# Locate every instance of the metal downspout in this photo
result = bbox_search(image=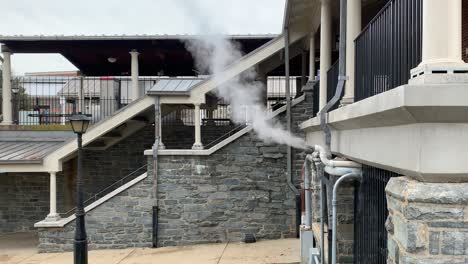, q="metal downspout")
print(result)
[284,26,301,238]
[319,0,348,149]
[331,172,362,264]
[317,1,347,262]
[152,96,160,248]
